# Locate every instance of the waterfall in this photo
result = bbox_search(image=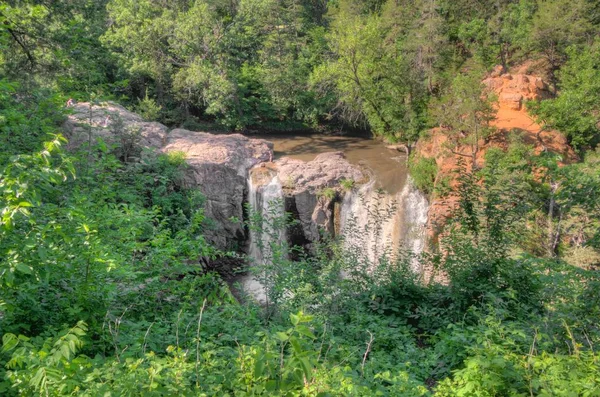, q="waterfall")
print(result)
[340,176,429,271]
[247,175,287,264]
[402,180,430,260]
[240,169,429,302]
[242,174,287,303]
